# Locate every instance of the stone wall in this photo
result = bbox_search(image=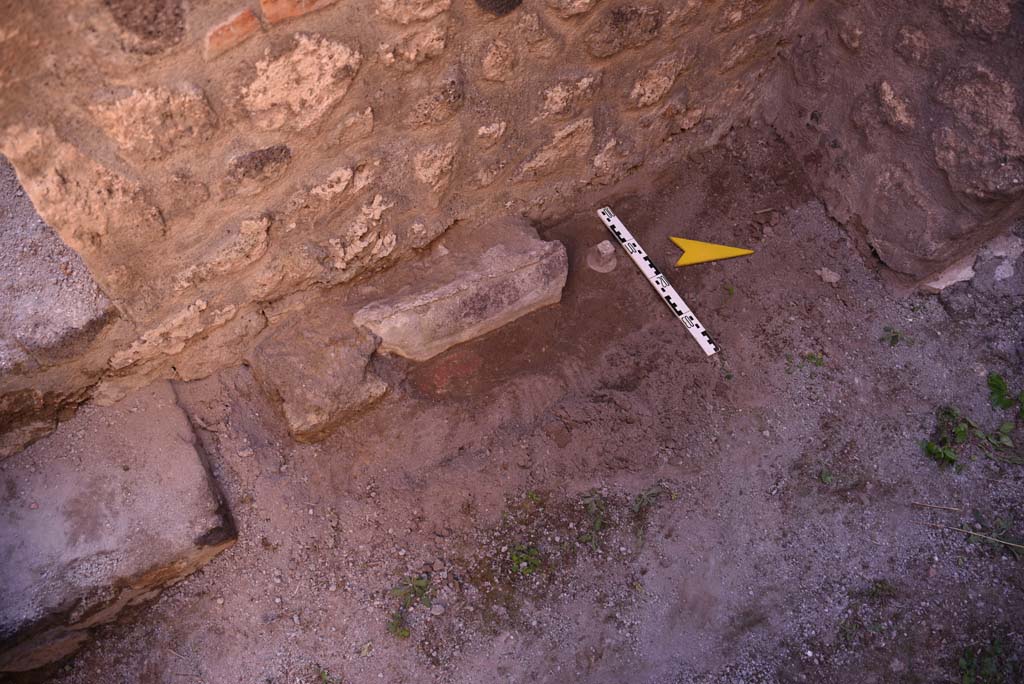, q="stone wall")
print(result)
[0,0,806,453]
[0,0,1021,455]
[764,0,1024,278]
